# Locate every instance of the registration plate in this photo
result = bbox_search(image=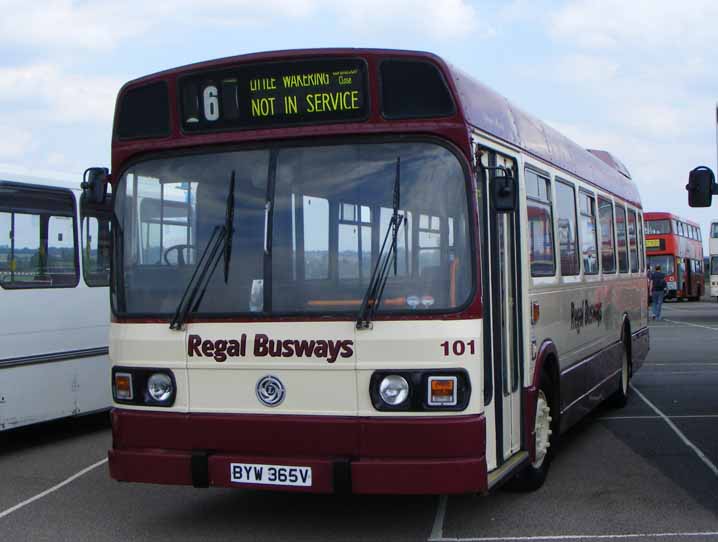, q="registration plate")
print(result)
[230,463,312,487]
